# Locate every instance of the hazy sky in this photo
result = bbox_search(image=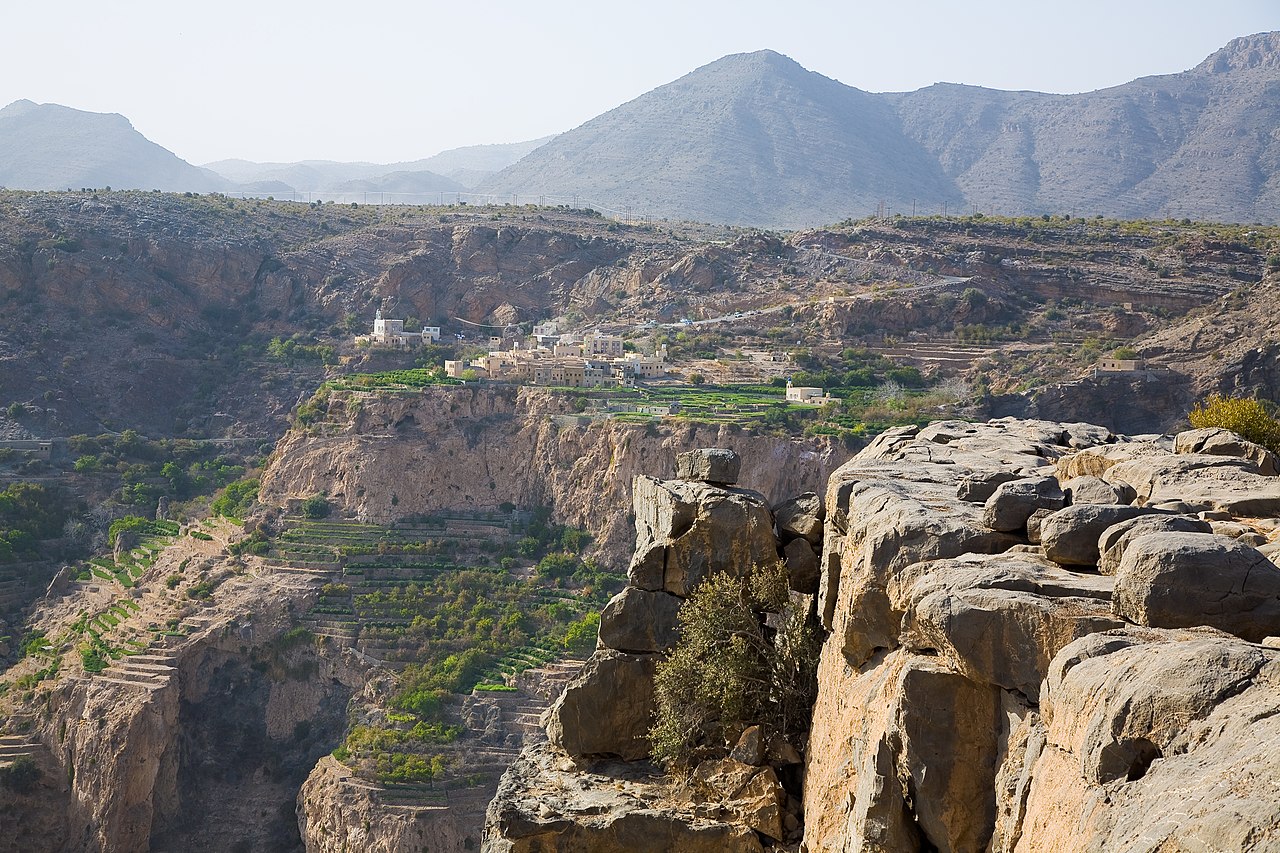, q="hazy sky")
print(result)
[4,1,1276,165]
